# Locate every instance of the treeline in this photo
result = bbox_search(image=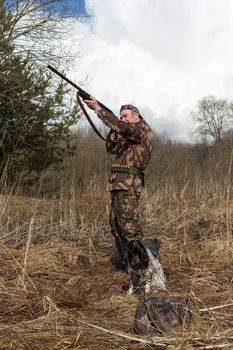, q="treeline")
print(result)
[50,125,233,204]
